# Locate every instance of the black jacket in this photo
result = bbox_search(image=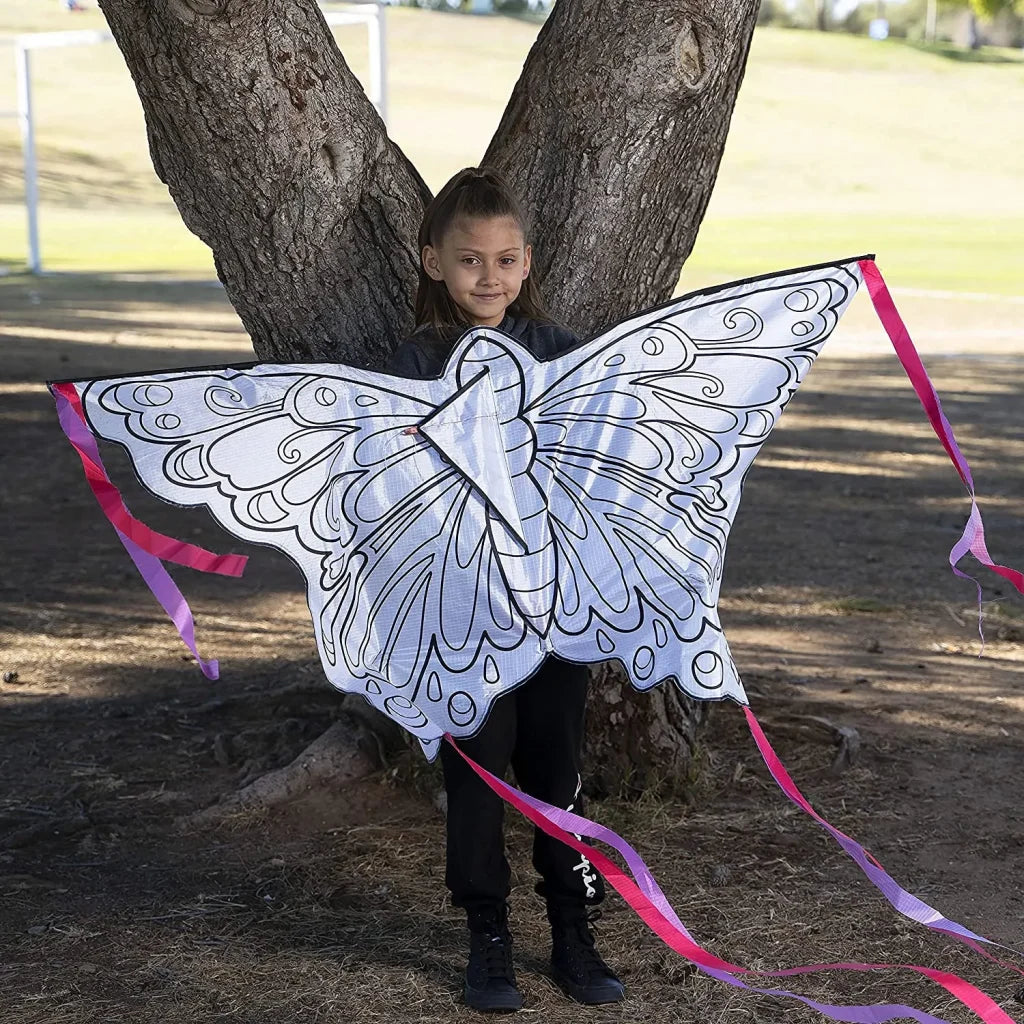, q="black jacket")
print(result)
[386,315,581,379]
